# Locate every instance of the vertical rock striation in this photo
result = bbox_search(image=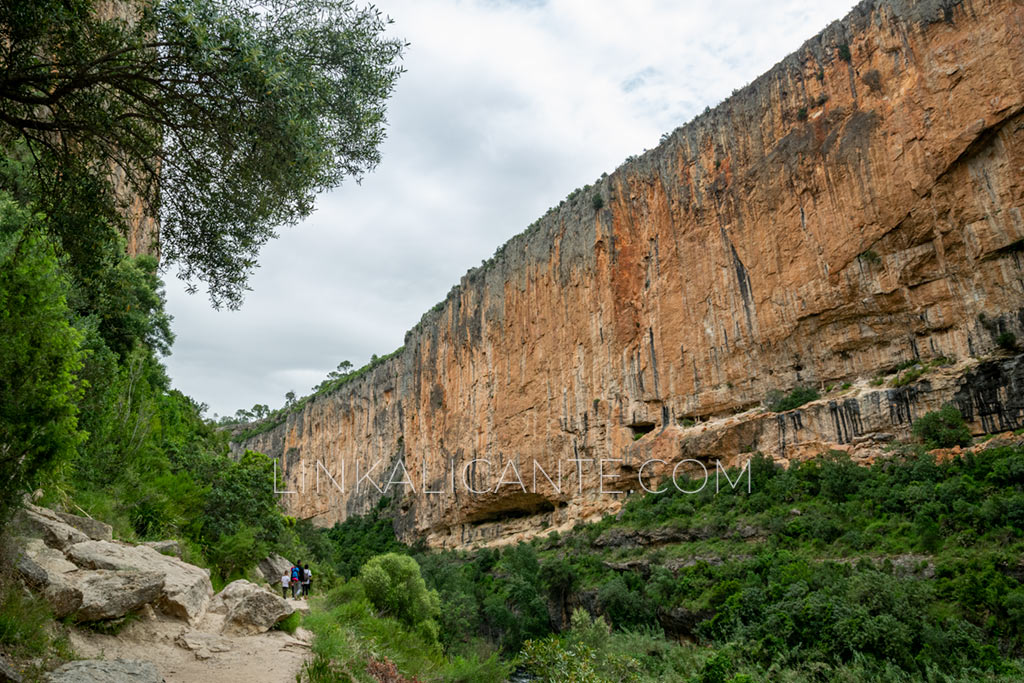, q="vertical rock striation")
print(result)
[238,0,1024,547]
